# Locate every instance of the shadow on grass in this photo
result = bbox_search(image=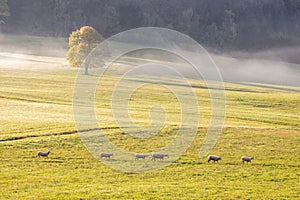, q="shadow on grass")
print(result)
[132,79,265,93]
